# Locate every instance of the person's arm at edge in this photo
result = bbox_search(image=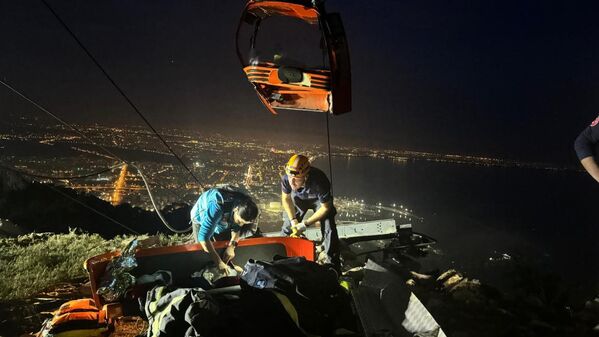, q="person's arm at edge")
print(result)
[199,239,228,273]
[197,202,228,273]
[304,200,332,226]
[223,230,241,264]
[230,230,241,245]
[304,172,333,226]
[580,156,599,183]
[282,191,298,226]
[574,126,599,183]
